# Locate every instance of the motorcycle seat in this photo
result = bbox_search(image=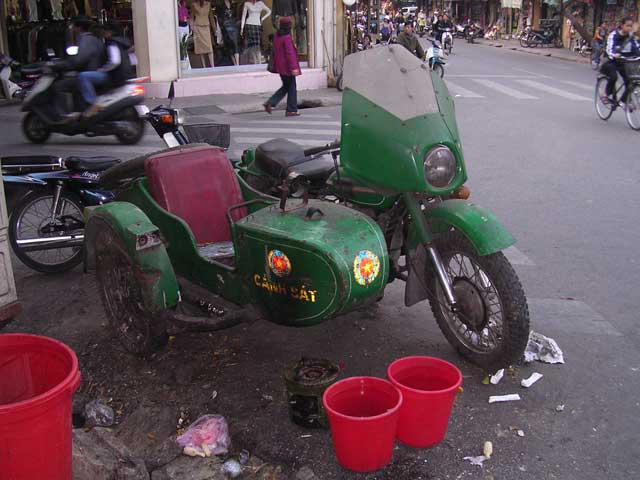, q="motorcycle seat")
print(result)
[65,156,121,172]
[255,138,336,182]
